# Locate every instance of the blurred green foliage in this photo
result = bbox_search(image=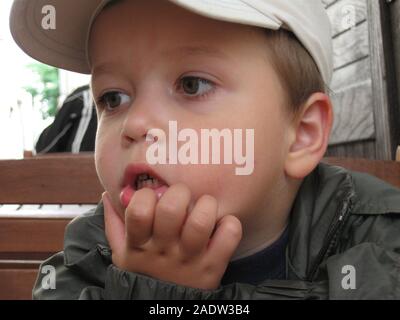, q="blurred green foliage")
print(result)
[23,63,60,119]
